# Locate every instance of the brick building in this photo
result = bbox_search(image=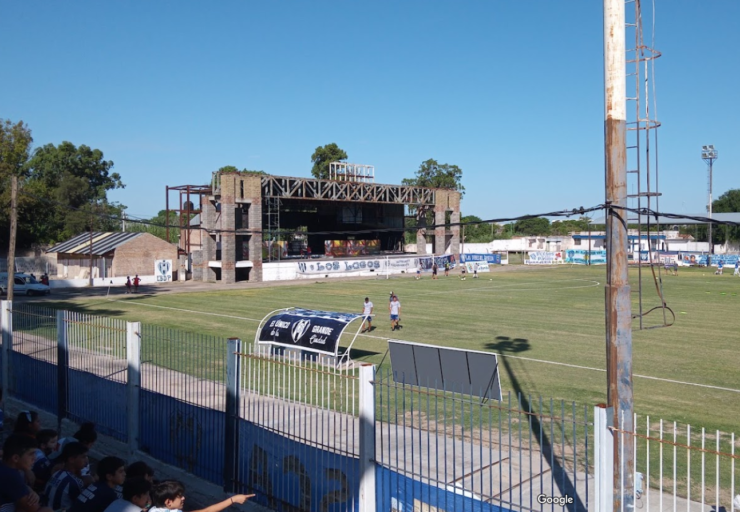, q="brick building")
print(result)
[48,232,178,279]
[190,170,461,283]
